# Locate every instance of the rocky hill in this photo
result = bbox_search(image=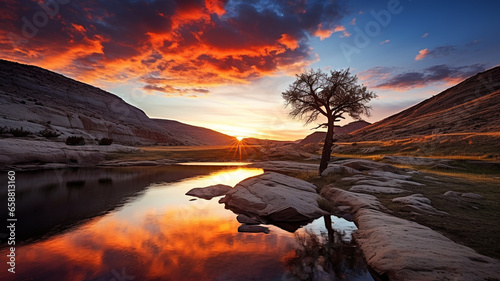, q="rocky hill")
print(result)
[0,59,235,146]
[299,120,371,145]
[350,66,500,141]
